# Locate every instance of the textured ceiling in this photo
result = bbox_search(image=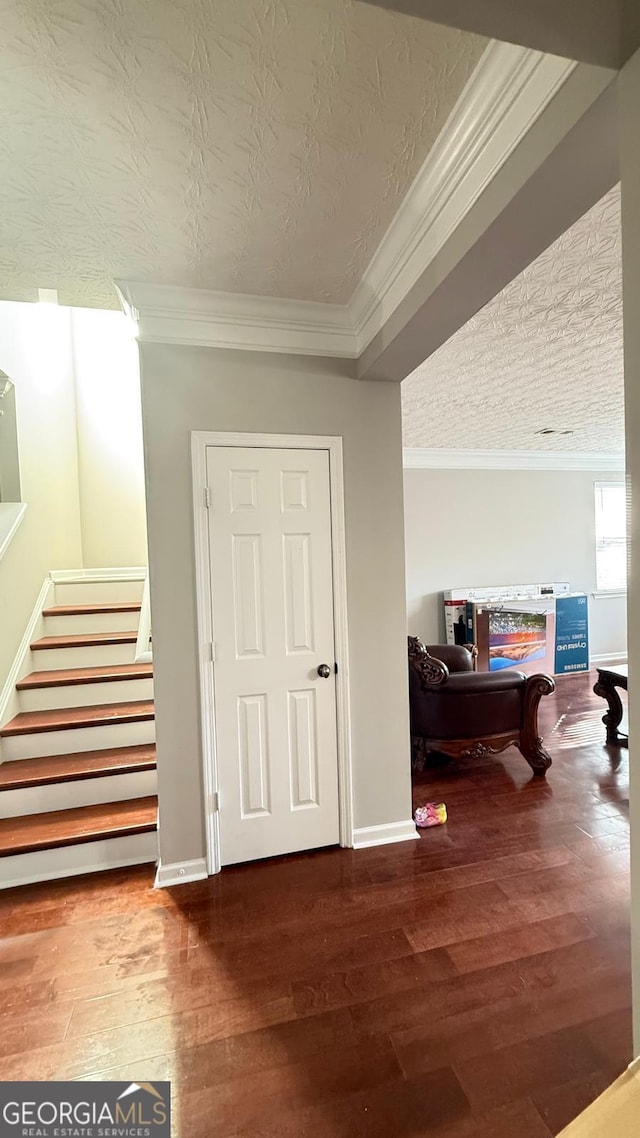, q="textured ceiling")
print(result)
[402,186,624,453]
[0,0,485,309]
